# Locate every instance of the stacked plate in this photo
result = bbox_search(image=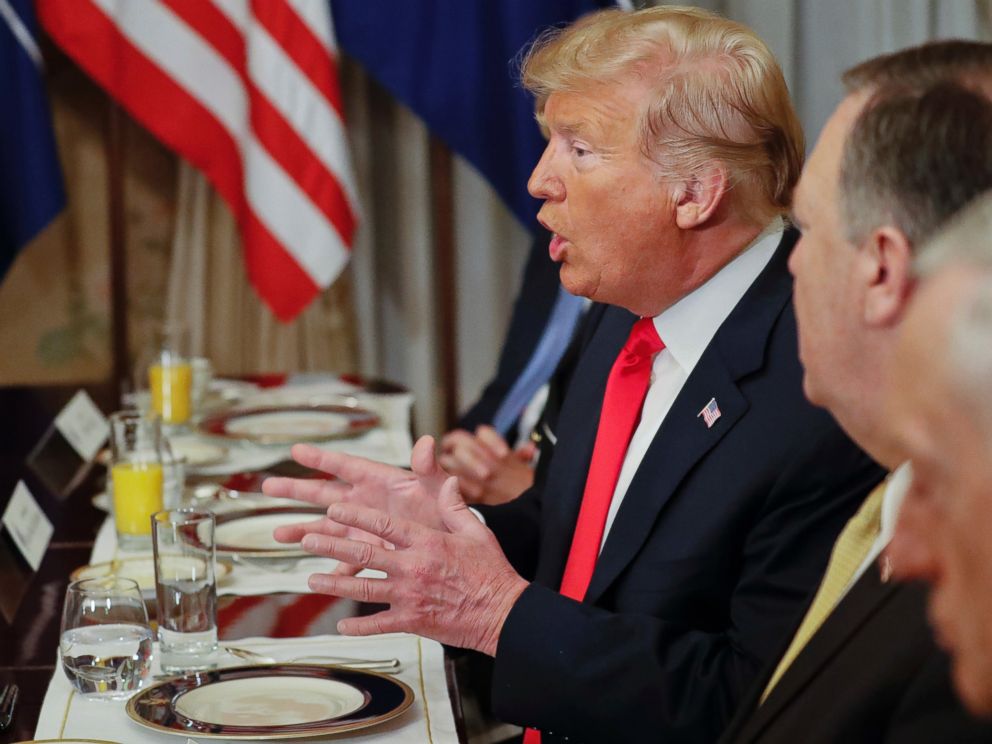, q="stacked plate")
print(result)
[127,664,413,738]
